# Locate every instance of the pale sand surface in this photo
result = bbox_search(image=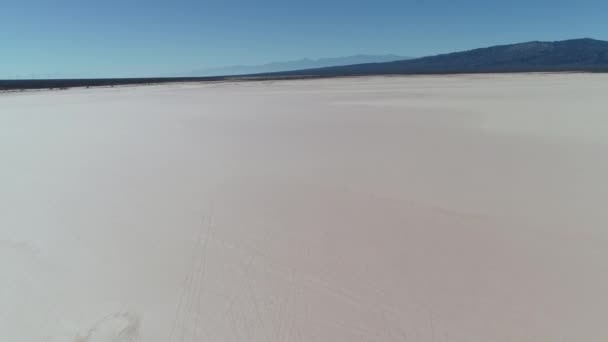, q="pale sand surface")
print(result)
[1,73,608,341]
